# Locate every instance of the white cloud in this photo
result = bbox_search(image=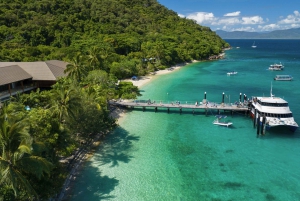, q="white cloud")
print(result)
[224,11,241,17]
[278,10,300,24]
[241,16,265,24]
[214,17,241,25]
[258,24,281,31]
[178,13,185,18]
[183,10,300,32]
[185,12,217,24]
